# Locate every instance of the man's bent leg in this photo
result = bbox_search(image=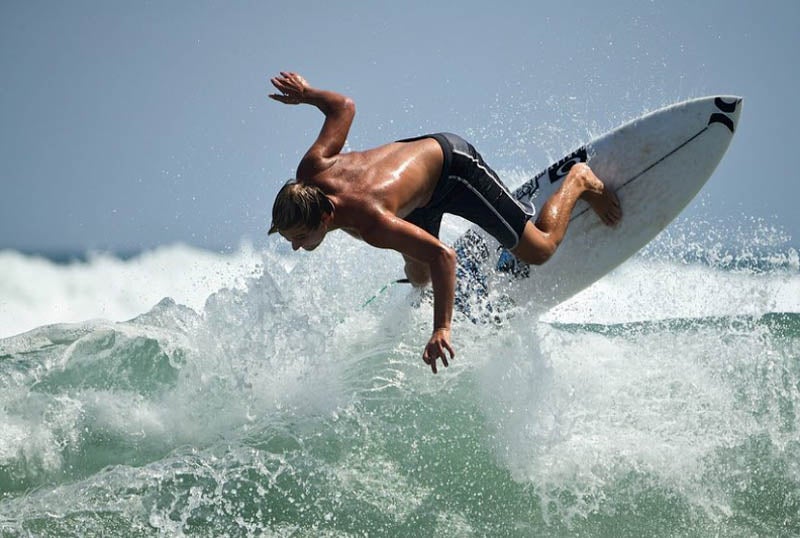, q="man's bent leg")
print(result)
[511,163,620,265]
[510,221,558,265]
[403,254,431,287]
